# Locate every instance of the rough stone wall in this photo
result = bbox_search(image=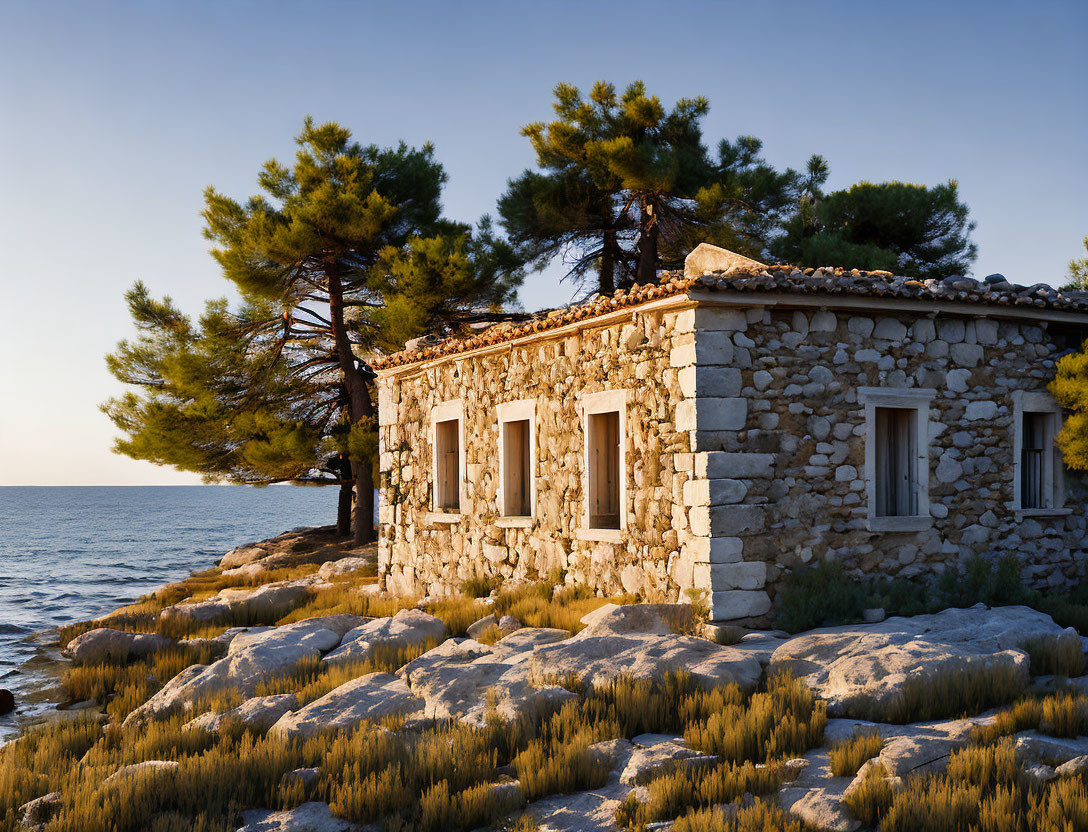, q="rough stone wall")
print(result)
[376,305,697,600]
[680,304,1088,621]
